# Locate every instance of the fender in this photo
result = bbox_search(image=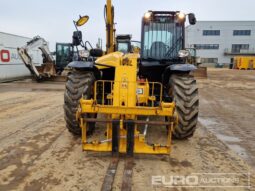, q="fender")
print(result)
[168,63,197,72]
[67,61,101,79]
[67,61,94,69]
[162,64,197,85]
